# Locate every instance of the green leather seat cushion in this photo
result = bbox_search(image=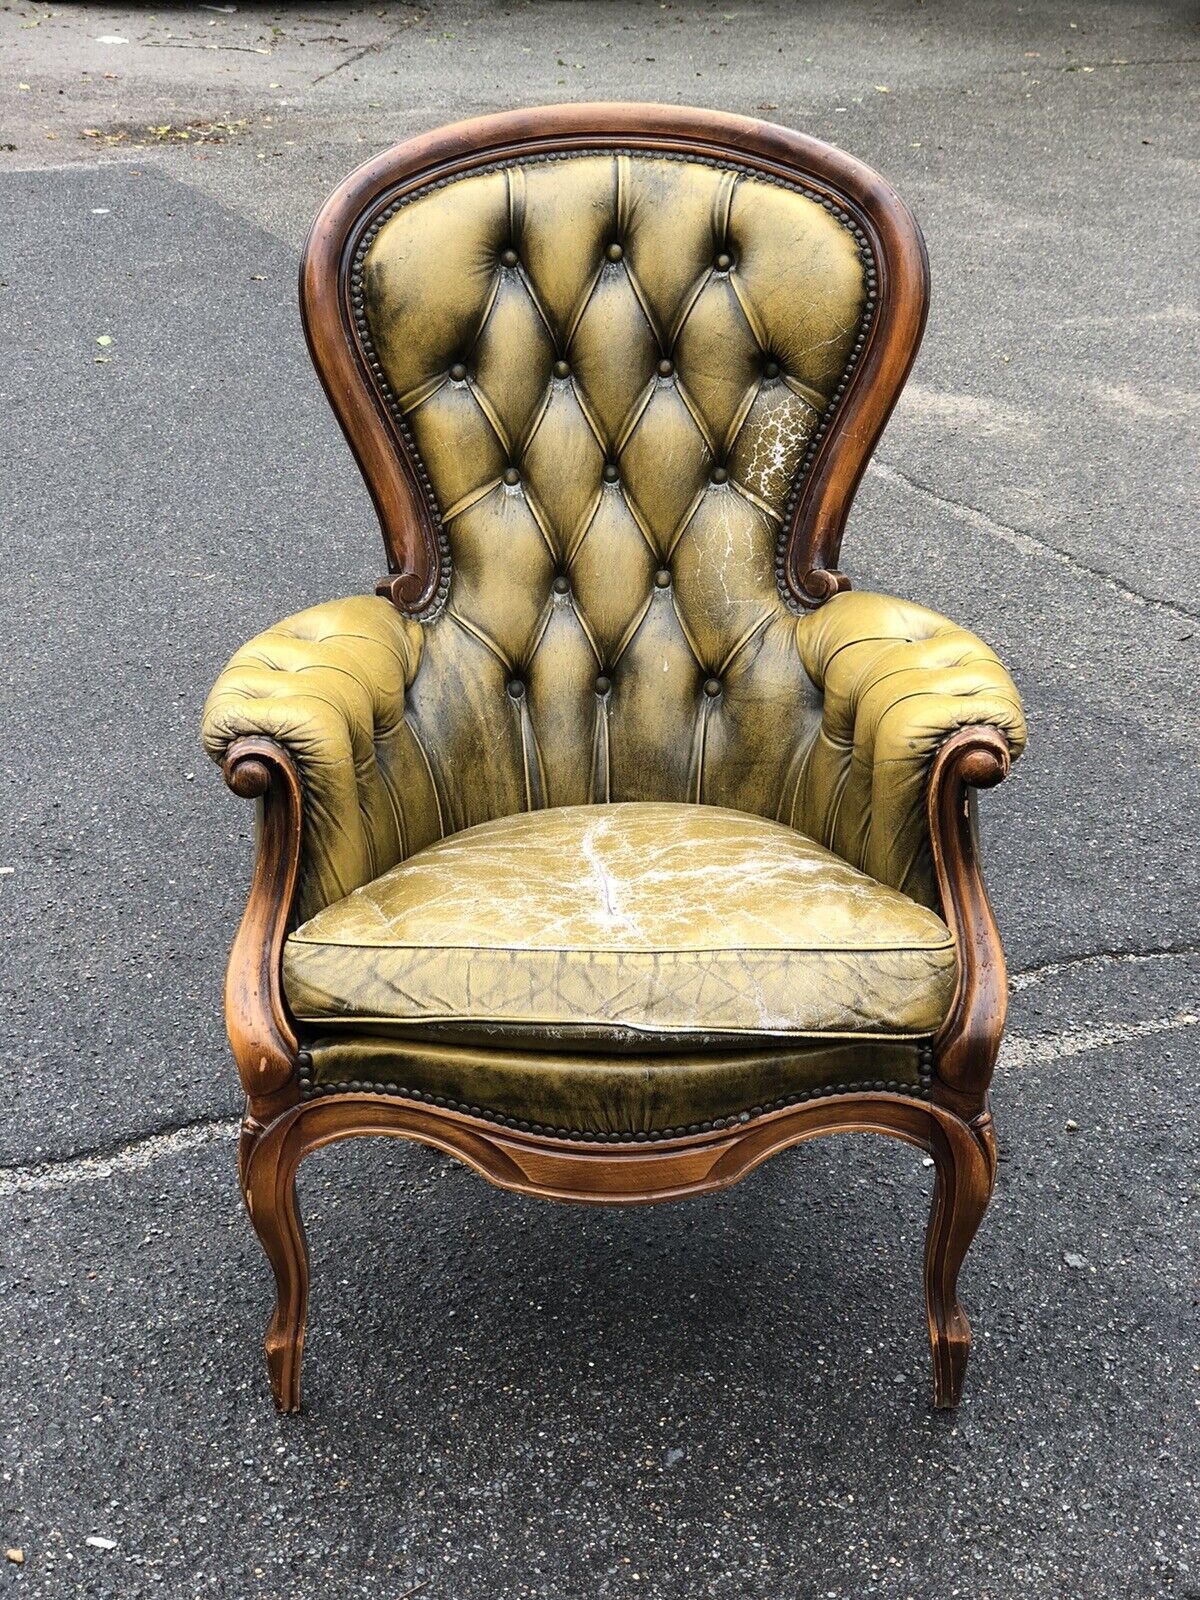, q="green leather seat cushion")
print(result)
[284,801,957,1050]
